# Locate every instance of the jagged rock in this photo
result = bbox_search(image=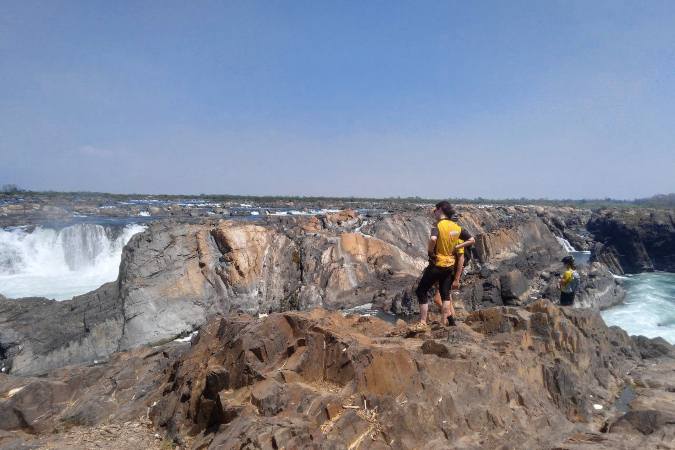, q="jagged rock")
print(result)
[141,302,675,449]
[0,217,422,375]
[571,262,626,310]
[610,410,675,435]
[631,335,674,359]
[0,303,674,449]
[0,205,645,377]
[0,342,187,435]
[499,270,528,304]
[588,208,675,274]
